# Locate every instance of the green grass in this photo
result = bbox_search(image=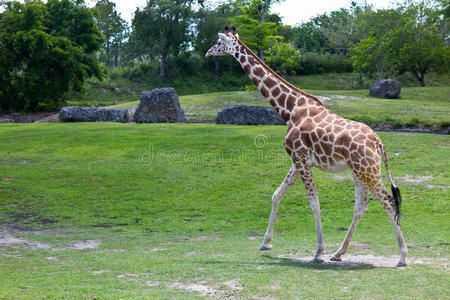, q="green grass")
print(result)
[0,123,449,298]
[313,86,450,129]
[110,86,450,129]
